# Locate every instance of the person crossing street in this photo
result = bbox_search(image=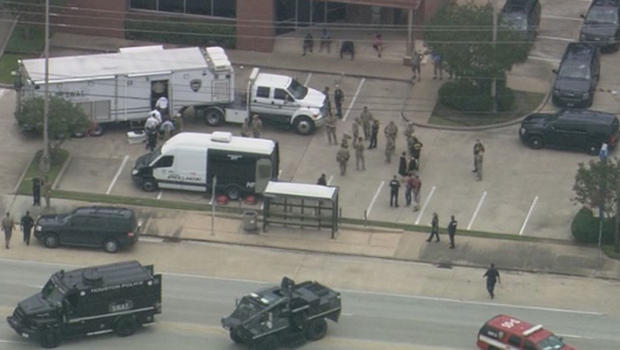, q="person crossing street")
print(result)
[426,212,439,242]
[20,211,34,246]
[483,263,501,299]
